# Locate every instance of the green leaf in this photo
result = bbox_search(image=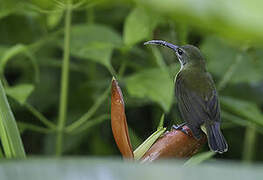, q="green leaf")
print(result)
[123,7,160,46]
[222,111,251,127]
[5,84,35,105]
[128,127,143,150]
[222,109,263,135]
[0,79,26,158]
[133,114,166,160]
[125,68,174,112]
[157,114,165,129]
[47,11,63,29]
[134,127,166,160]
[0,44,39,83]
[184,151,215,166]
[0,147,3,158]
[220,96,263,127]
[0,44,27,74]
[139,0,263,43]
[0,8,14,20]
[0,1,17,20]
[65,24,122,68]
[201,37,263,84]
[151,46,167,70]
